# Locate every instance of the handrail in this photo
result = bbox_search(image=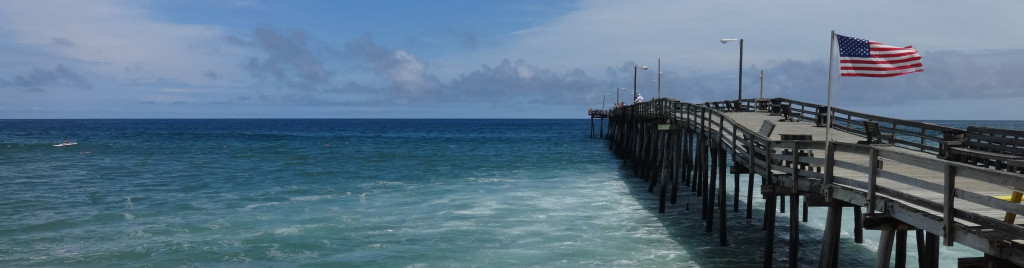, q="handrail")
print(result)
[769,98,961,155]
